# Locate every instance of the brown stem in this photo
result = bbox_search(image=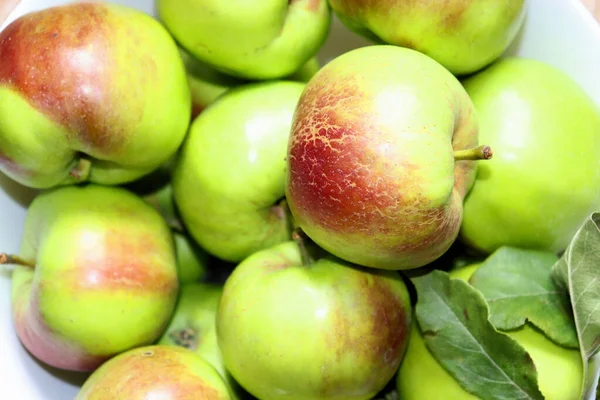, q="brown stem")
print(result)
[292,228,313,266]
[453,145,493,161]
[69,158,92,182]
[0,253,35,268]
